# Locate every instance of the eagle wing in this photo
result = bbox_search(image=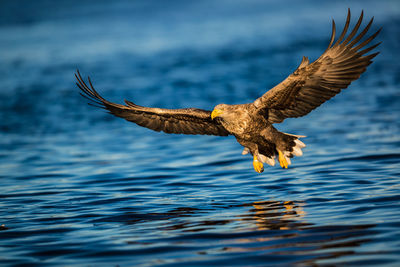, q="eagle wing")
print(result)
[253,9,381,124]
[76,71,229,136]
